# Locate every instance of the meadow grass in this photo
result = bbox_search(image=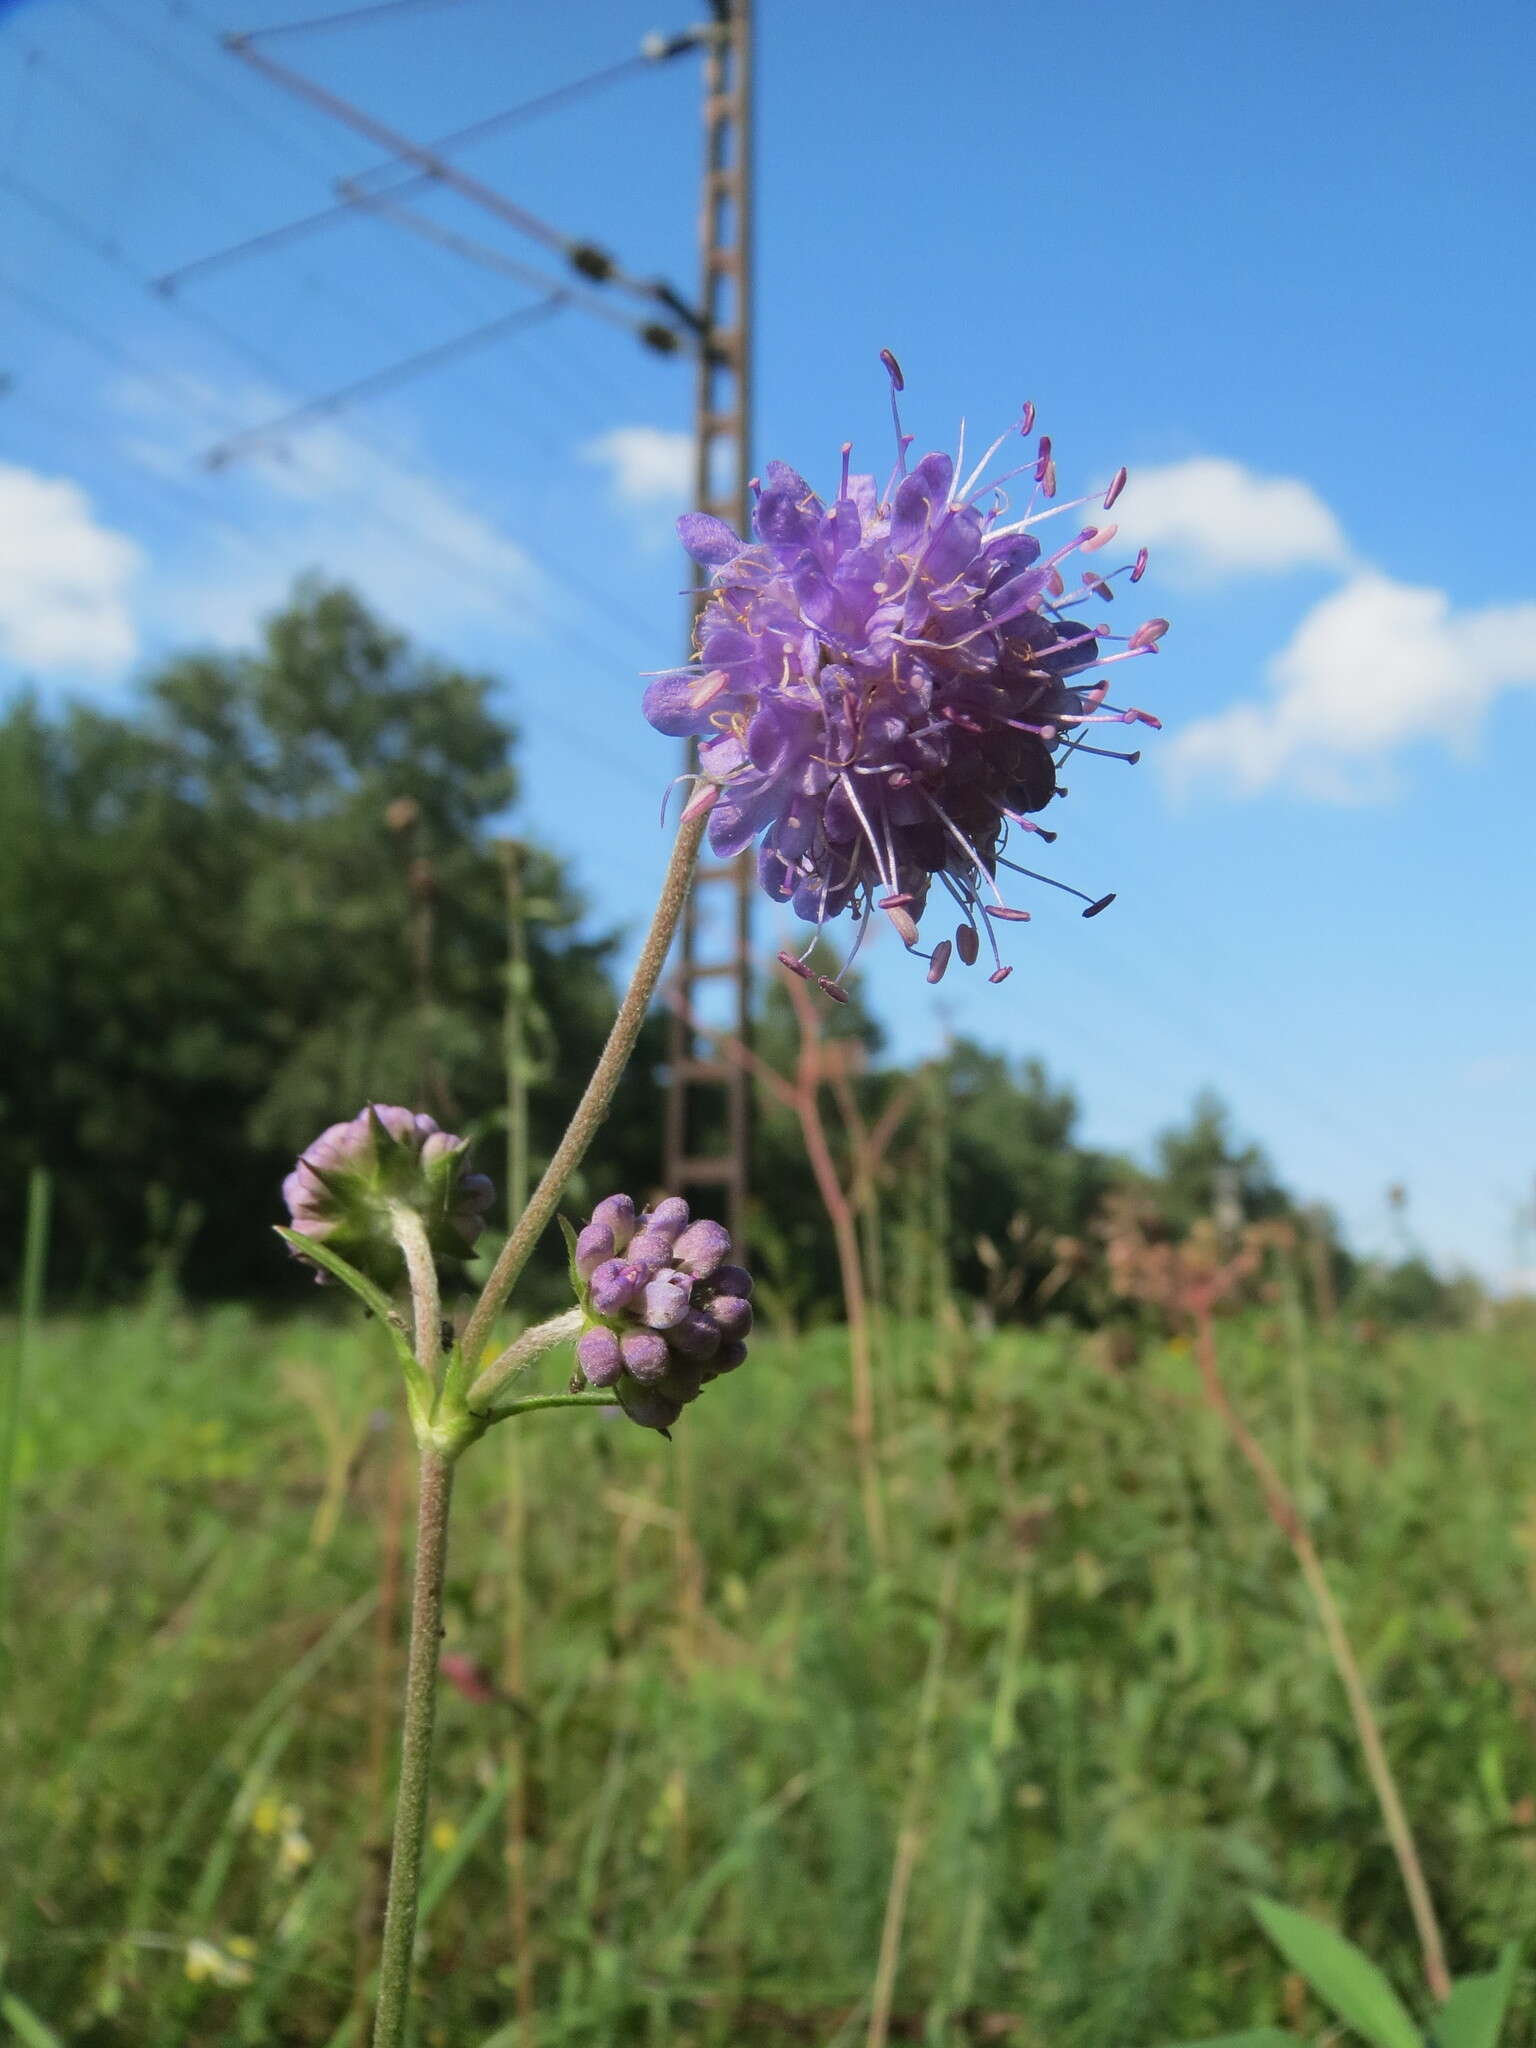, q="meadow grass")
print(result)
[1,1296,1533,2044]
